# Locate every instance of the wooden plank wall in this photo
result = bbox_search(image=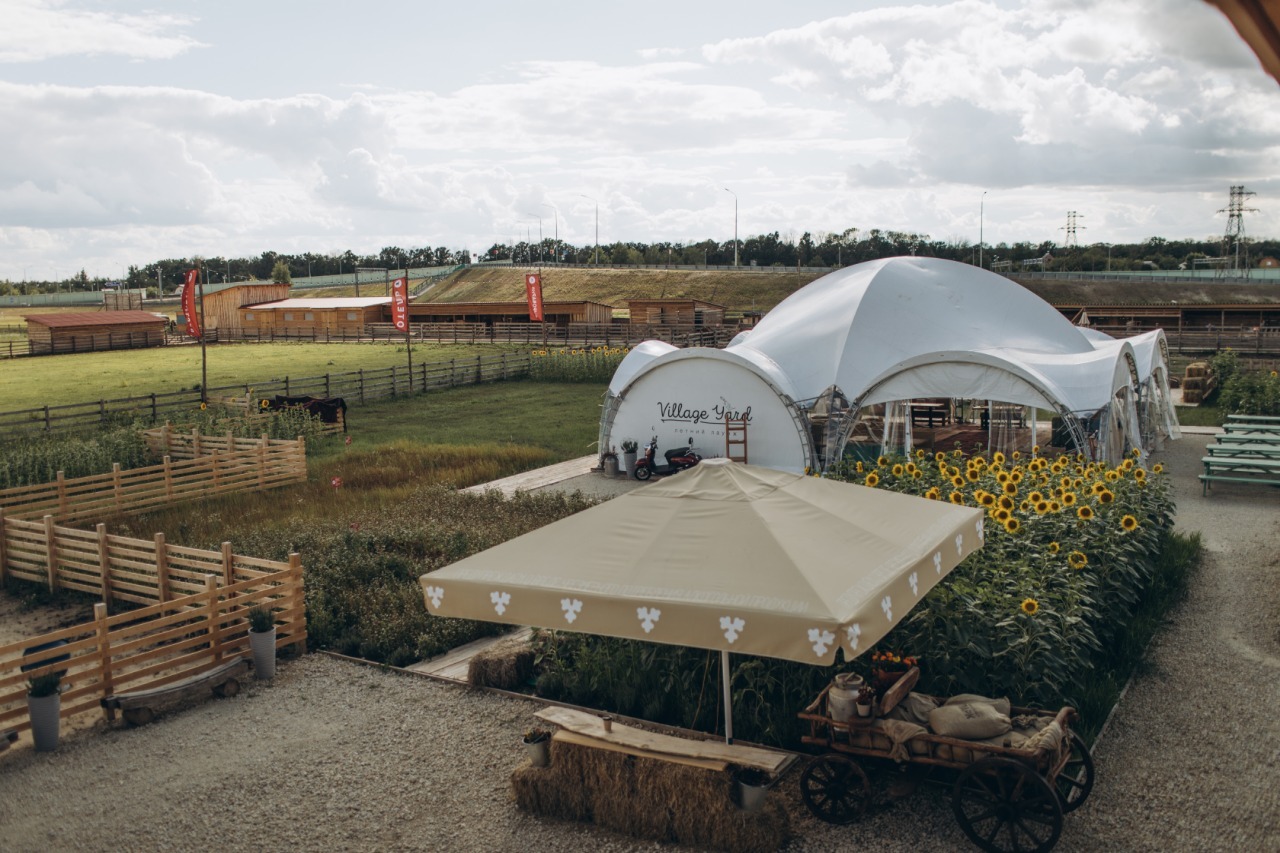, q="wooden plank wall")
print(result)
[0,553,304,737]
[0,437,306,523]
